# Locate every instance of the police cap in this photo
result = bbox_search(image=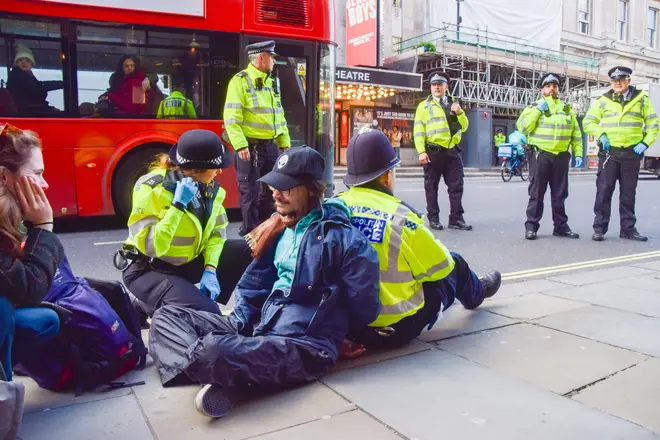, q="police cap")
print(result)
[169,129,234,169]
[344,129,400,187]
[429,71,450,85]
[608,66,632,80]
[540,73,560,88]
[246,40,278,57]
[258,146,325,191]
